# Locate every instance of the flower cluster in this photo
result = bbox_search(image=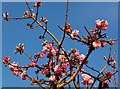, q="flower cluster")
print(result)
[81,73,93,85]
[34,0,41,7]
[28,60,37,67]
[34,52,44,59]
[2,56,10,64]
[21,71,28,80]
[9,62,21,76]
[96,19,108,30]
[40,17,48,23]
[42,41,58,58]
[70,30,79,39]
